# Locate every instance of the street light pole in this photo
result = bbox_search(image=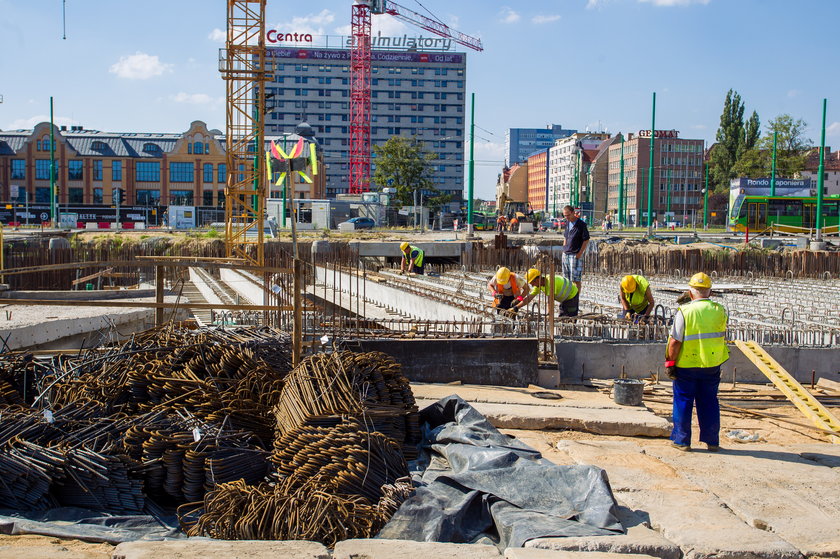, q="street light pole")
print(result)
[467,92,475,232]
[703,162,709,229]
[816,98,827,242]
[646,92,656,236]
[49,97,56,227]
[618,134,625,227]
